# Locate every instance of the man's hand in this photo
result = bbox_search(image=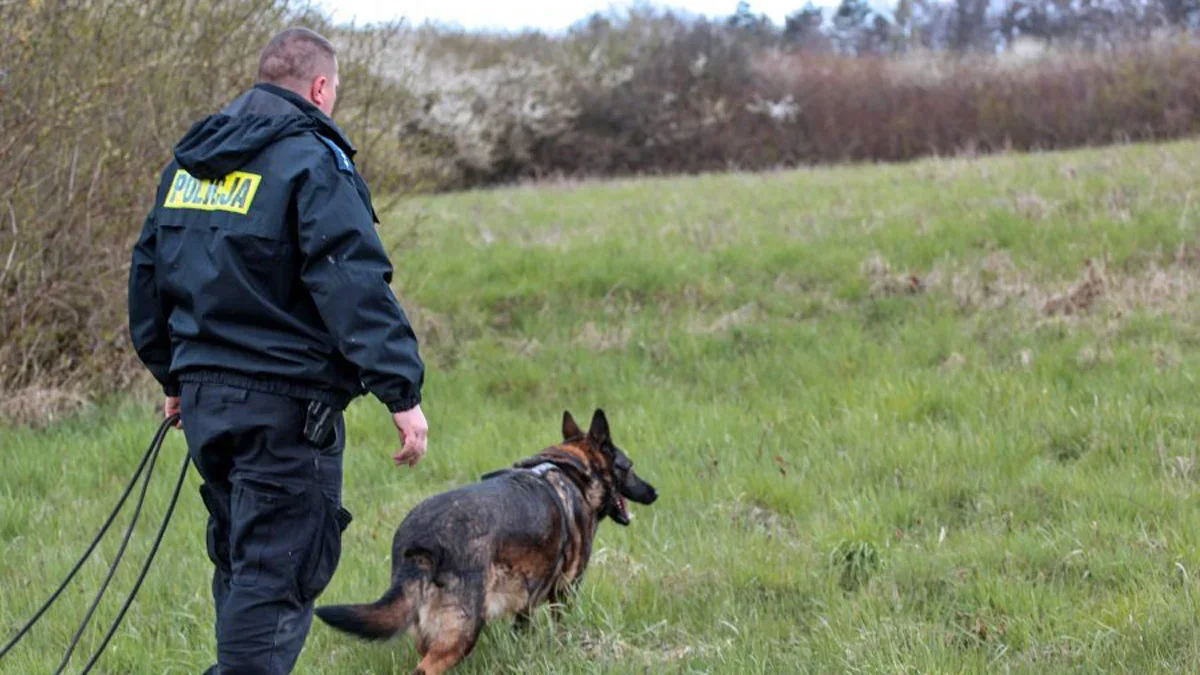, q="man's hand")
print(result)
[392,404,428,467]
[164,396,182,428]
